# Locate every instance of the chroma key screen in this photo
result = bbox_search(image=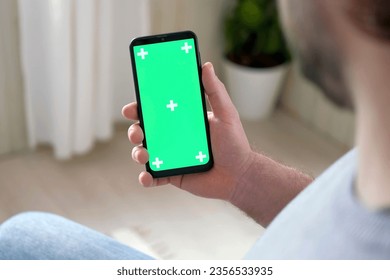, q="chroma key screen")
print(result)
[132,38,211,172]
